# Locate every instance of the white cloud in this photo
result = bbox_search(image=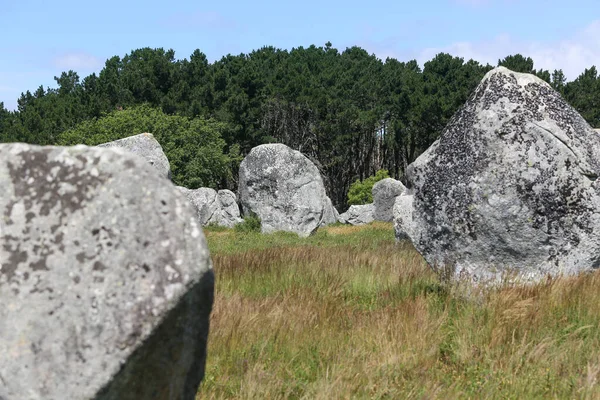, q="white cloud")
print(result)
[52,52,103,71]
[415,20,600,80]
